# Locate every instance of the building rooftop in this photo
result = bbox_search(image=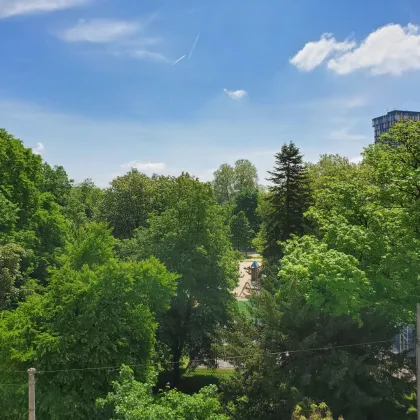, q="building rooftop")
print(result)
[373,110,420,121]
